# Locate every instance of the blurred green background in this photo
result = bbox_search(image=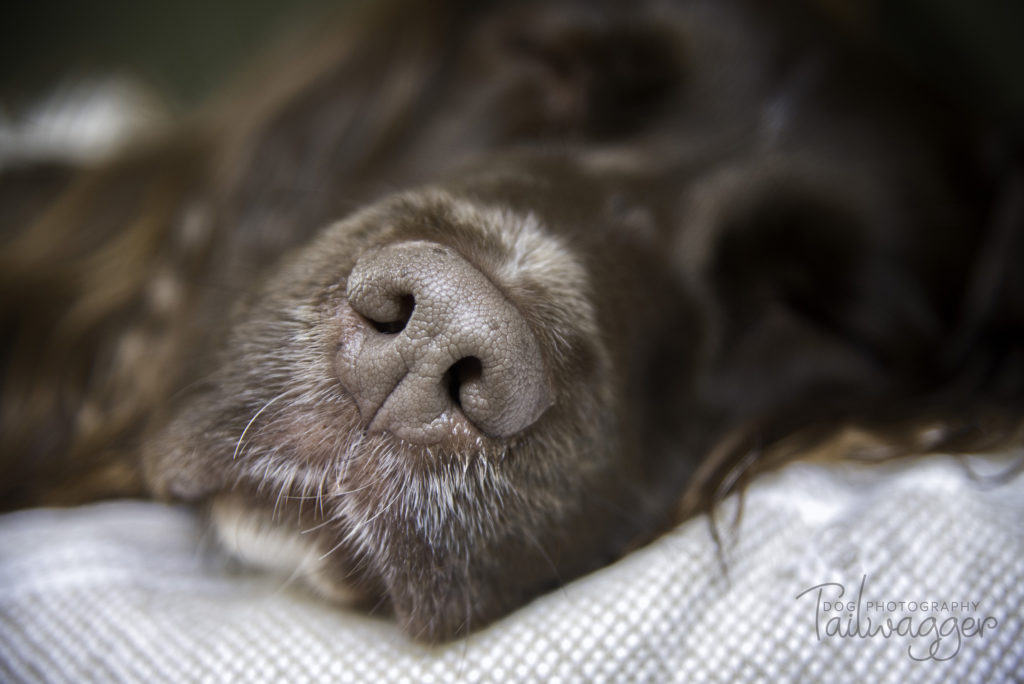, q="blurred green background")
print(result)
[0,0,1021,127]
[0,0,338,108]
